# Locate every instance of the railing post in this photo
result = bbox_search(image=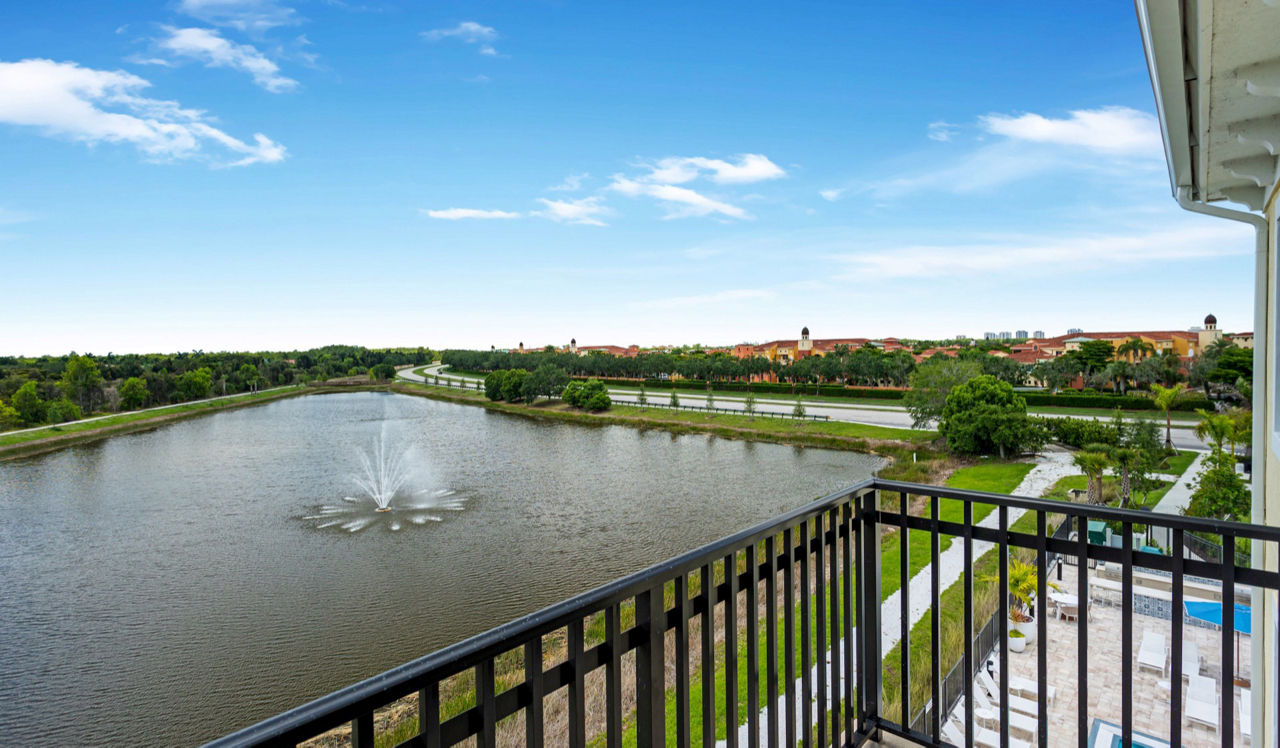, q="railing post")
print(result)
[636,584,666,747]
[856,487,882,741]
